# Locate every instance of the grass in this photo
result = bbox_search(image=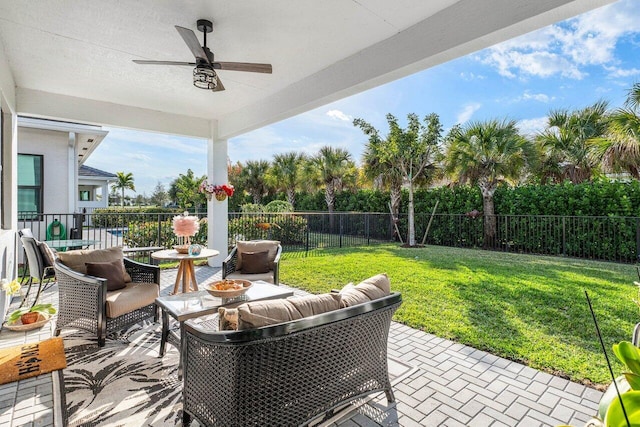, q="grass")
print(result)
[279,244,639,388]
